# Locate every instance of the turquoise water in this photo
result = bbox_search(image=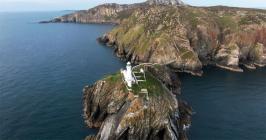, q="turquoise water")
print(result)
[0,12,124,140]
[180,67,266,140]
